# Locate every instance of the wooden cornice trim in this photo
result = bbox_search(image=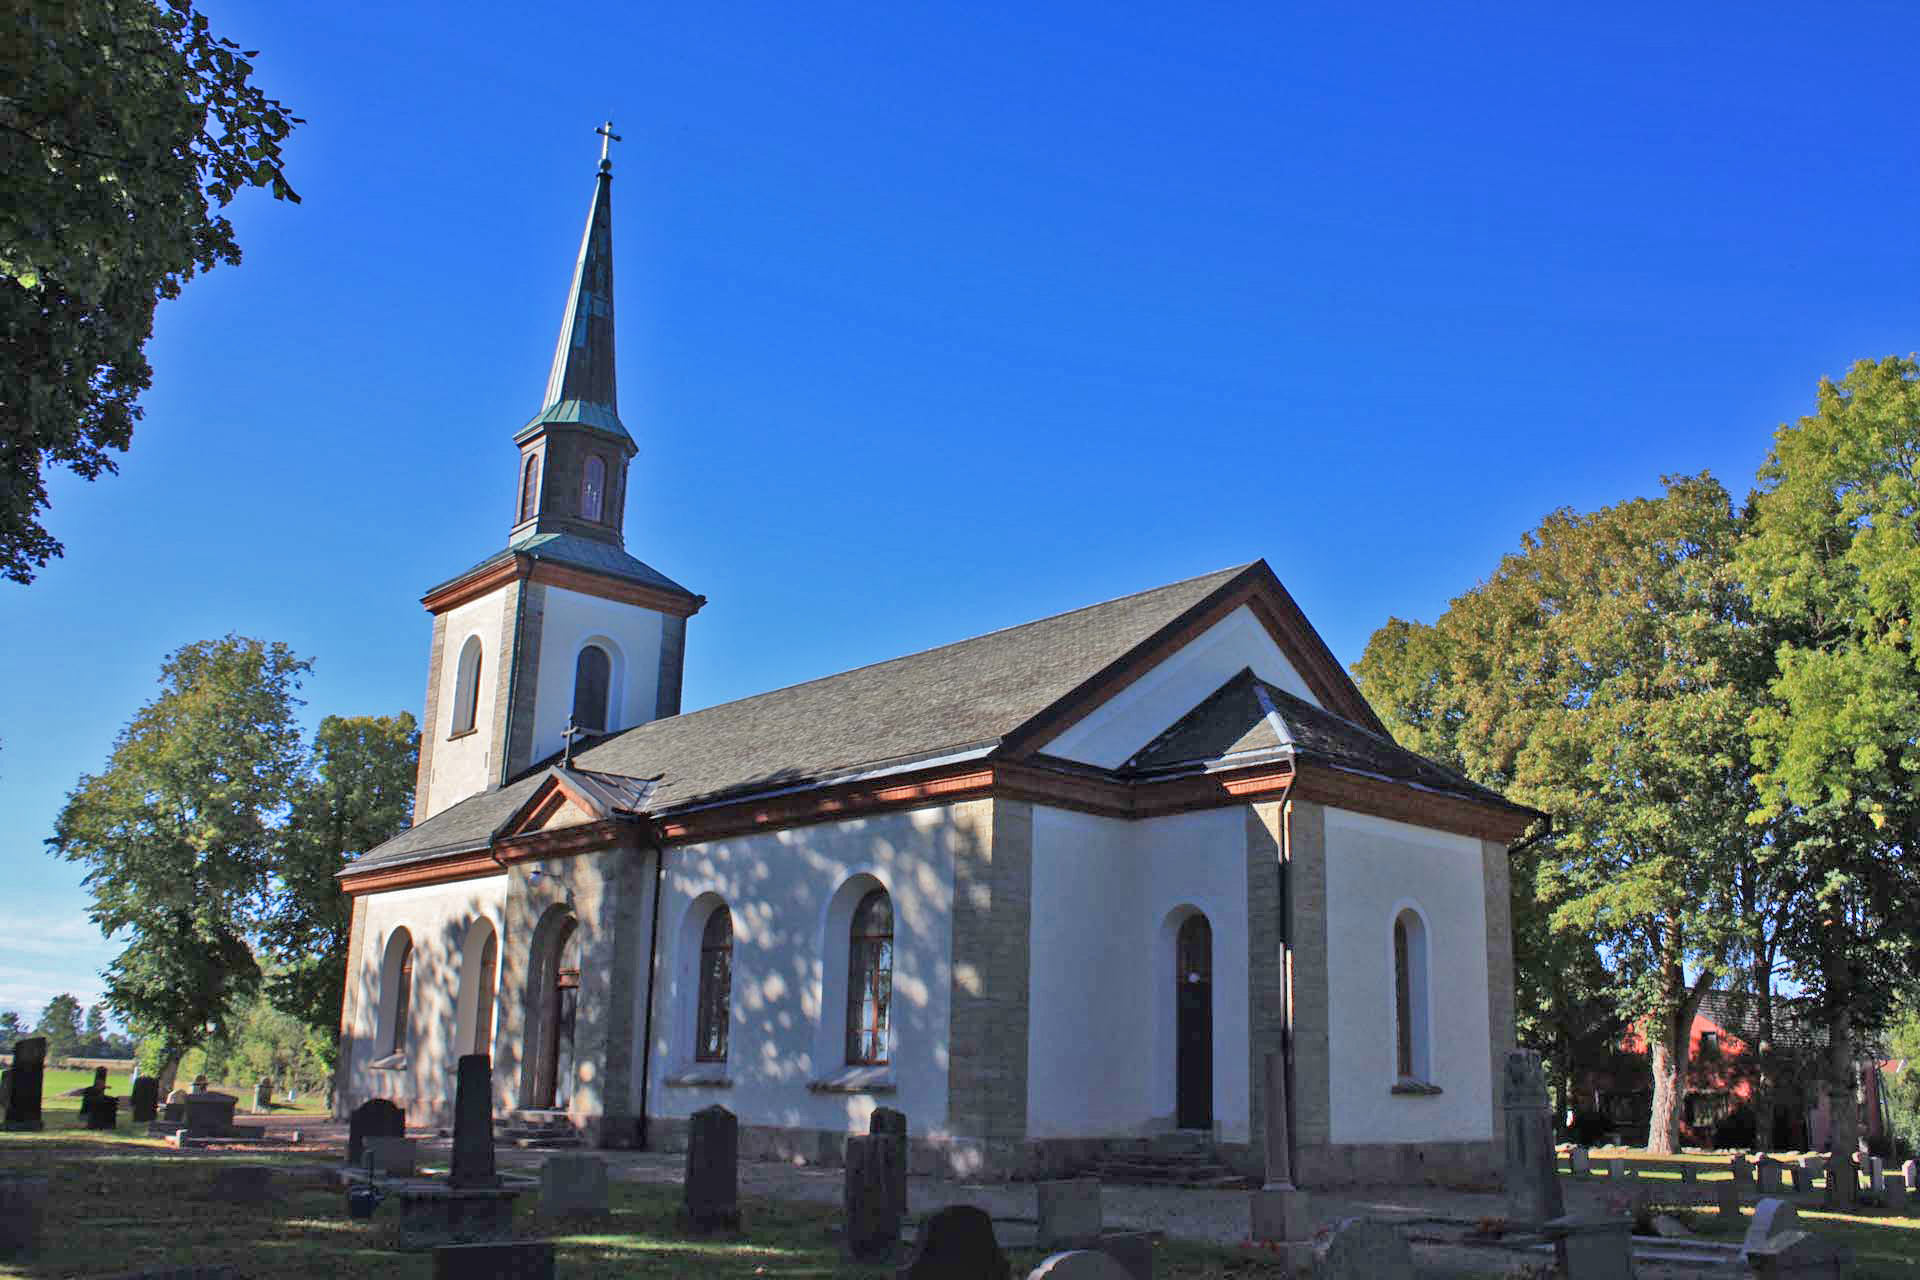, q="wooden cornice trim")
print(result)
[496,816,634,861]
[654,766,998,844]
[422,558,528,614]
[1290,762,1537,843]
[528,561,704,618]
[1236,568,1389,735]
[340,847,502,896]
